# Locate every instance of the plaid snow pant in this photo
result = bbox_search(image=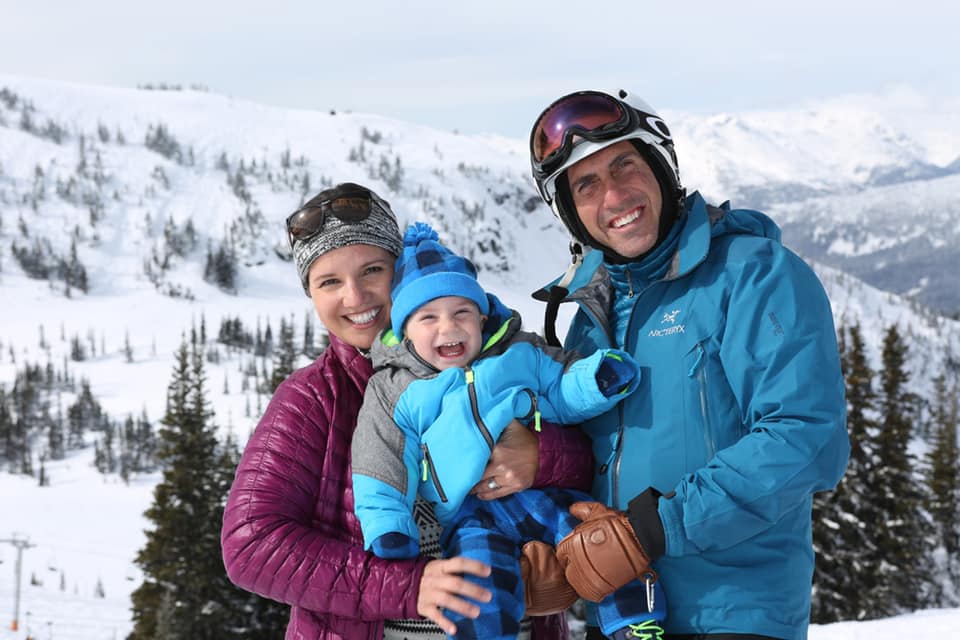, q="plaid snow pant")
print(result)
[442,487,667,640]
